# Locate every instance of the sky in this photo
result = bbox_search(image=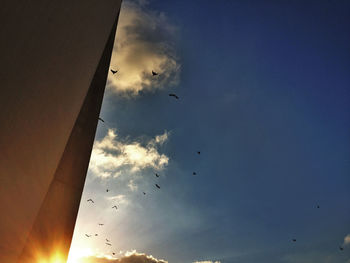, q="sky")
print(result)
[68,1,350,262]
